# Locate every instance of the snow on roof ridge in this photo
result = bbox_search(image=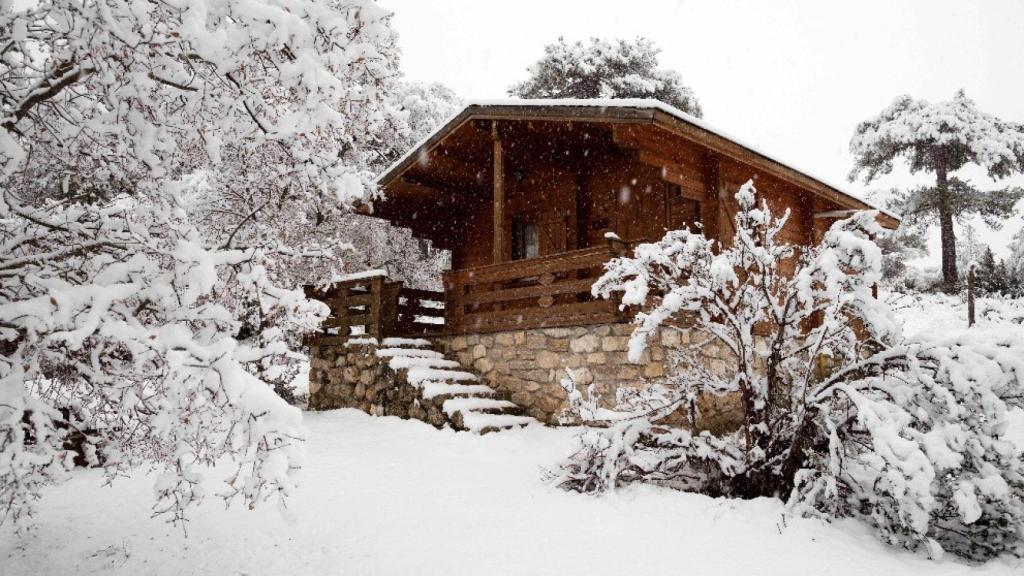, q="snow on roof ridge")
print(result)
[377,98,899,221]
